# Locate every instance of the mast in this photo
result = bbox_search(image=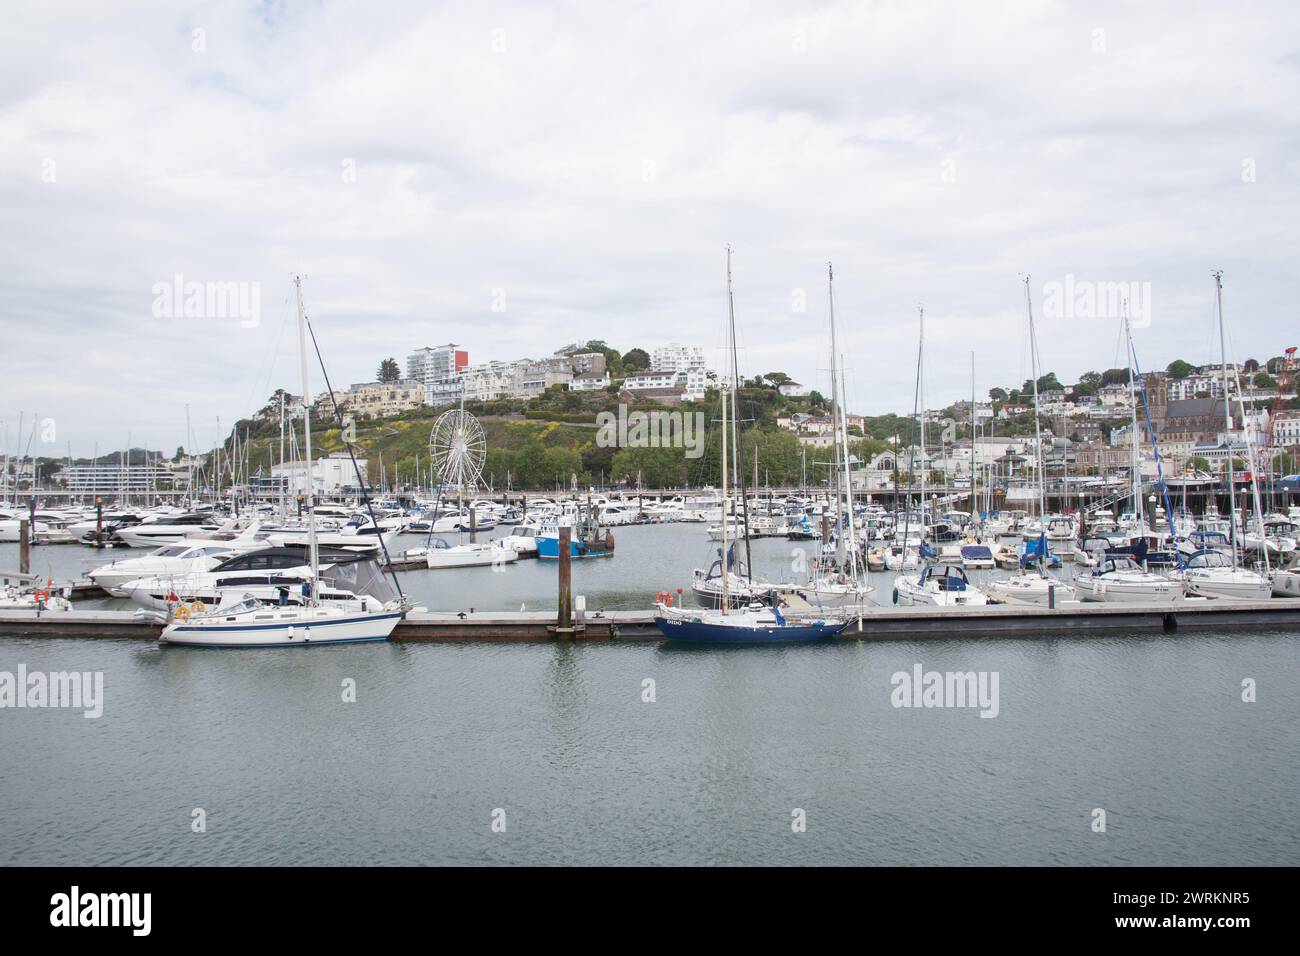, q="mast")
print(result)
[1024,277,1047,526]
[1122,305,1143,526]
[828,263,858,579]
[294,275,319,598]
[970,352,978,528]
[1214,271,1238,566]
[725,245,753,580]
[918,305,927,531]
[720,377,730,614]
